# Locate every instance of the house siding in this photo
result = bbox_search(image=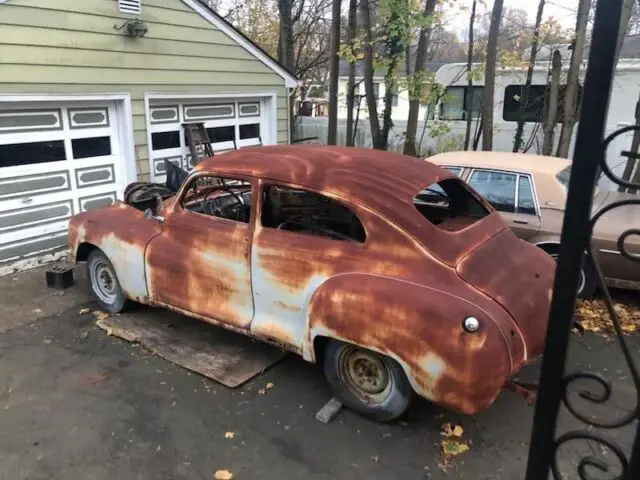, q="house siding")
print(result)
[0,0,290,181]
